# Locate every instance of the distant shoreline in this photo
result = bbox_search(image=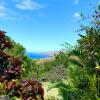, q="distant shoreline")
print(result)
[26,50,63,59]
